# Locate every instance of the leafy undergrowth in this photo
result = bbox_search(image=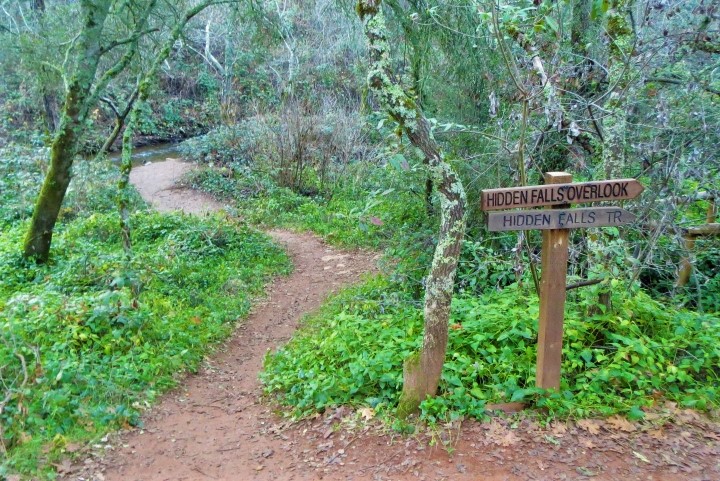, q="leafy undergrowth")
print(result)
[0,212,290,476]
[185,161,431,250]
[262,277,719,423]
